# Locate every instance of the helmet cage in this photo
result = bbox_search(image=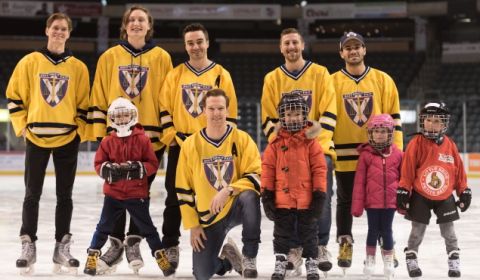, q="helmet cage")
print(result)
[278,101,309,132]
[107,98,138,137]
[367,126,394,151]
[420,113,450,141]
